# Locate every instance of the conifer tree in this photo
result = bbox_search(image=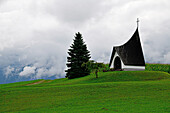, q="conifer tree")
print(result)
[65,32,91,79]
